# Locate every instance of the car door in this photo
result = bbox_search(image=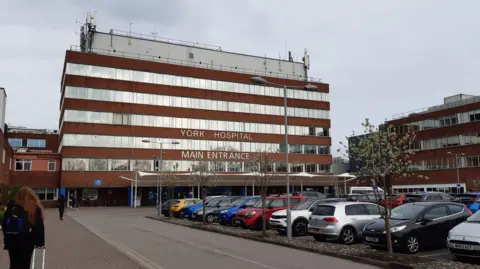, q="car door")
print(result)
[344,204,372,234]
[446,204,469,228]
[362,204,384,235]
[417,205,450,247]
